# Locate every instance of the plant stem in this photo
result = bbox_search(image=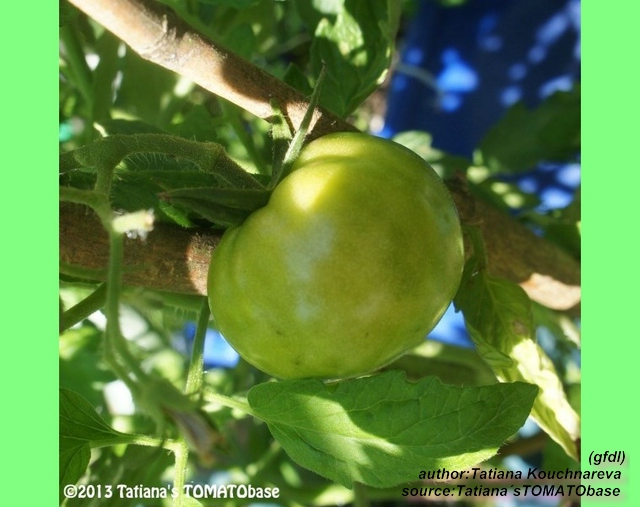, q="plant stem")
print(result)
[93,434,192,506]
[280,65,327,179]
[352,482,370,507]
[185,298,210,398]
[60,283,107,333]
[203,389,257,418]
[91,433,180,453]
[94,163,116,199]
[172,438,191,507]
[498,432,549,457]
[464,225,489,271]
[60,261,109,281]
[103,231,148,387]
[59,185,103,210]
